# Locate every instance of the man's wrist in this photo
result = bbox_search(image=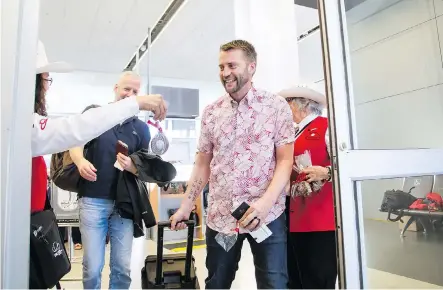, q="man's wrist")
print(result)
[129,166,138,175]
[72,156,85,166]
[69,148,84,165]
[261,193,277,206]
[180,198,194,212]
